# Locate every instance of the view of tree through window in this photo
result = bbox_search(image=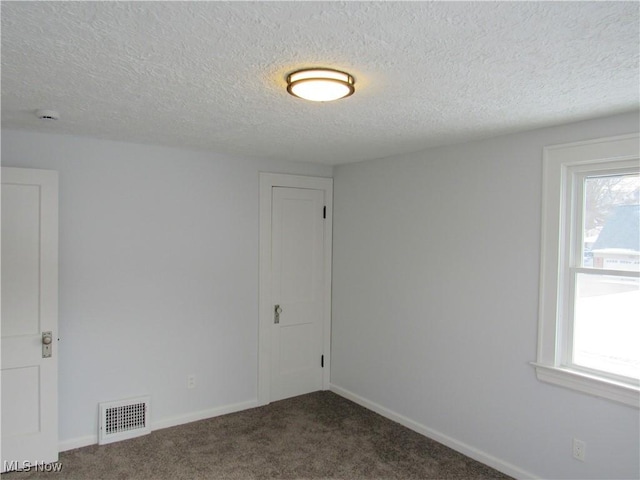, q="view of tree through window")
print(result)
[573,173,639,380]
